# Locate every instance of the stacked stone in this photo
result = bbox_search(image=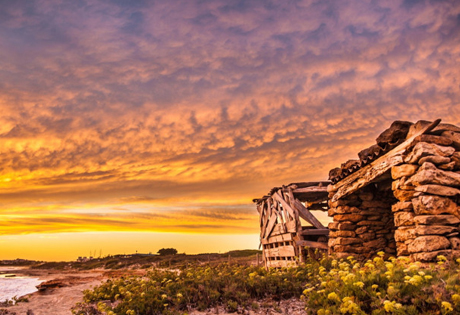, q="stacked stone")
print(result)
[391,132,460,261]
[328,185,397,260]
